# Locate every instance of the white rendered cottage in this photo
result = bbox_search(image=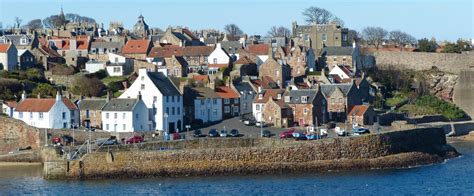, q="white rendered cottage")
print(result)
[101,97,151,132]
[119,68,183,132]
[13,92,79,129]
